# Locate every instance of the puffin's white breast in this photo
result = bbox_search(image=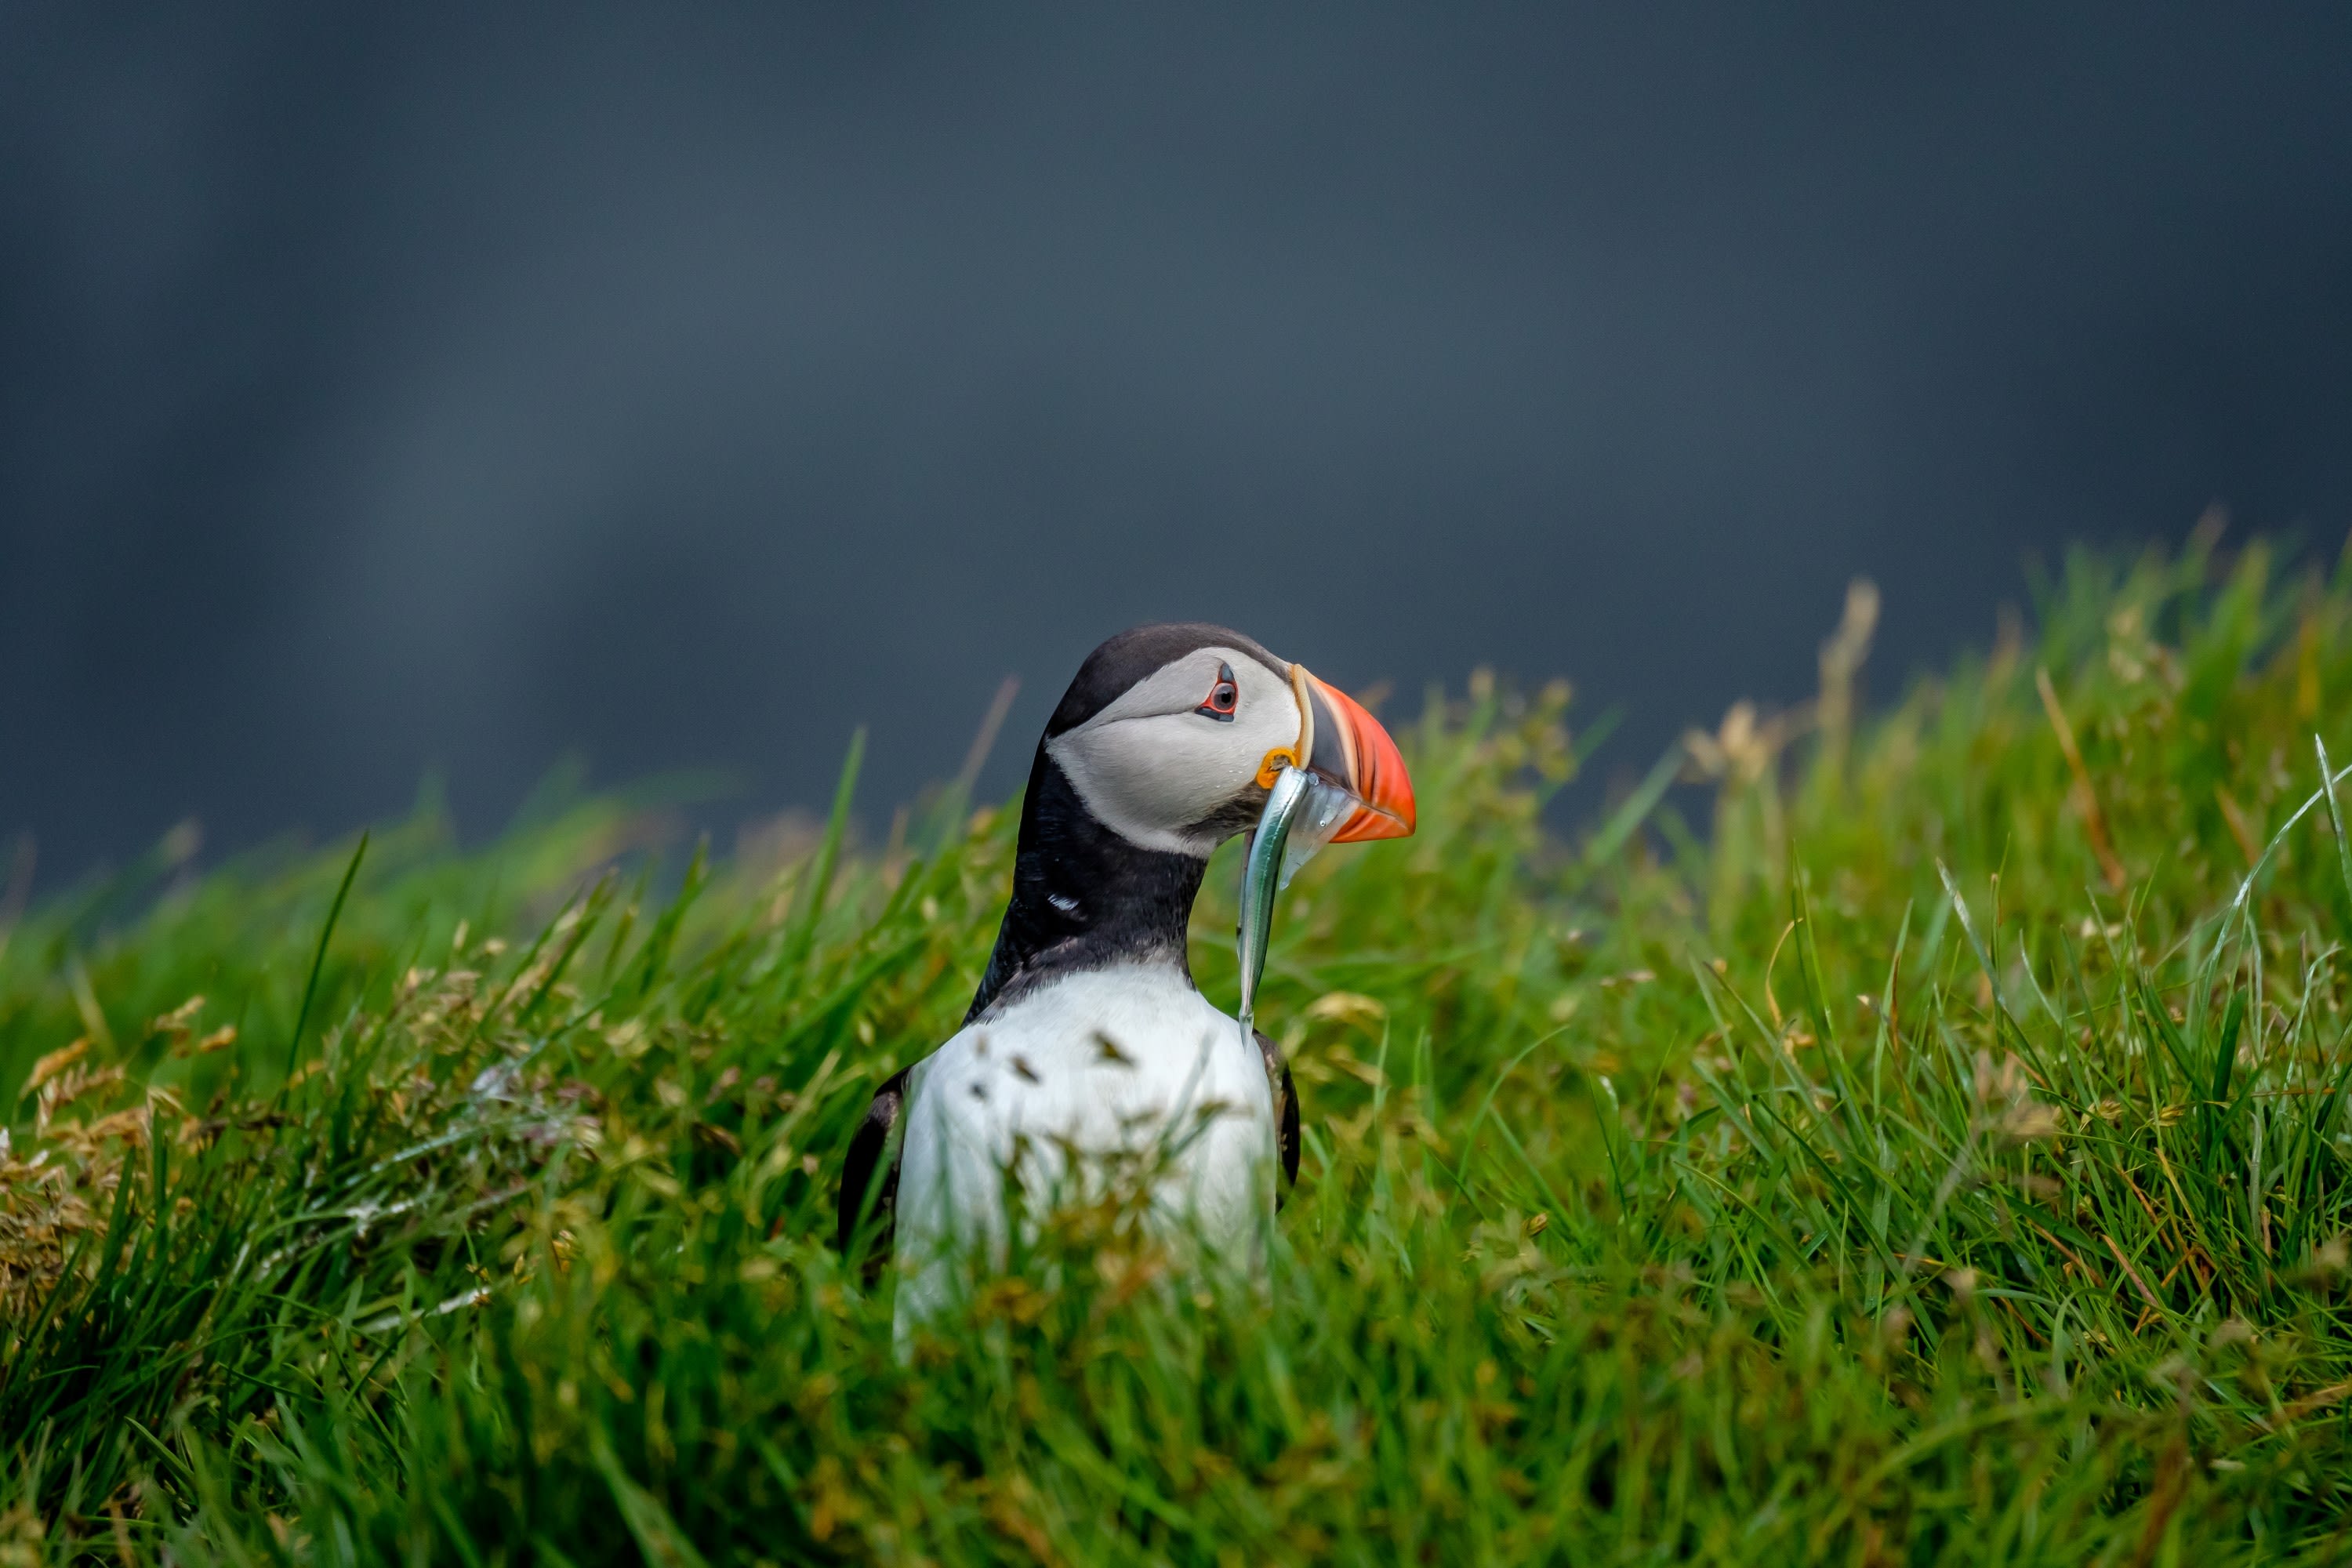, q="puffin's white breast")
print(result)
[892,964,1276,1328]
